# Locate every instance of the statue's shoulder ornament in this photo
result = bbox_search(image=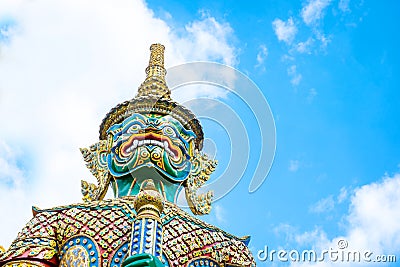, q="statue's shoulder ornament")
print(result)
[162,202,255,267]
